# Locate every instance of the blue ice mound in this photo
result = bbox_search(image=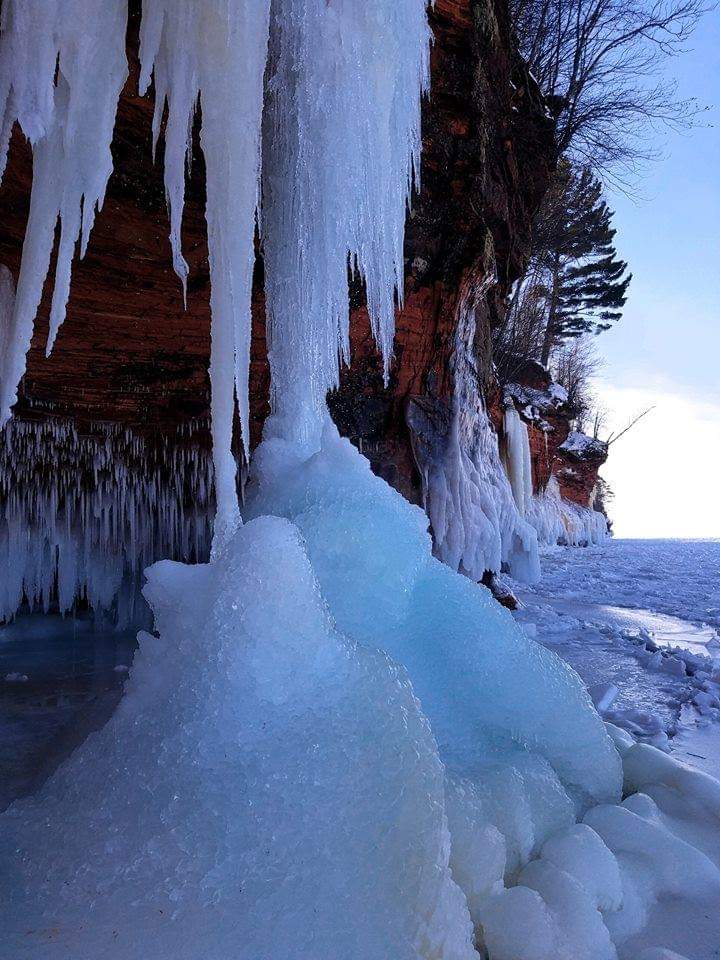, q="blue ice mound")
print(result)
[0,515,475,960]
[247,419,623,810]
